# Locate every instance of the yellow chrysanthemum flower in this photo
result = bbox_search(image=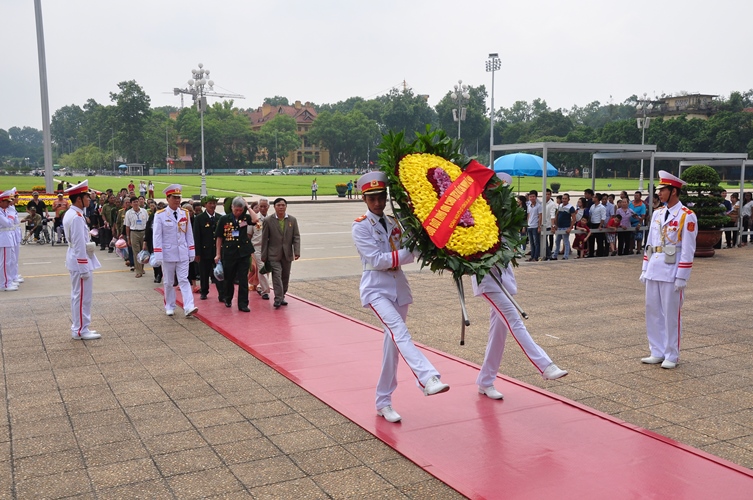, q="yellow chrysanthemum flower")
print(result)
[398,153,499,257]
